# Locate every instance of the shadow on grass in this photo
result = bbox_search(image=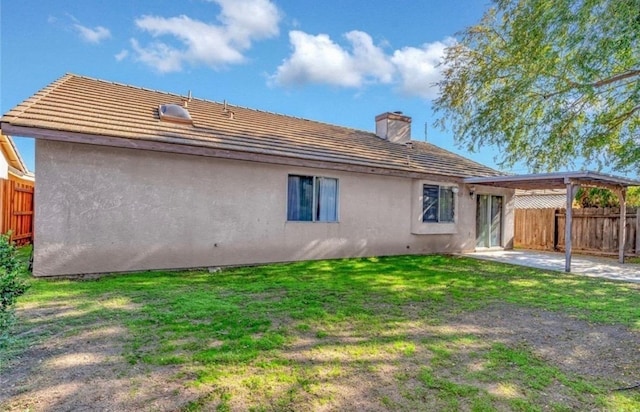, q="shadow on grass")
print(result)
[2,255,639,410]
